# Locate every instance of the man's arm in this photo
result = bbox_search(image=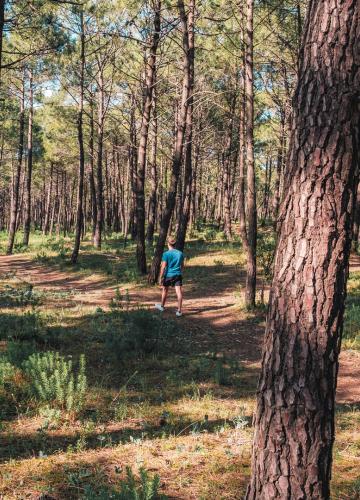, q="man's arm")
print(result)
[159,261,167,284]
